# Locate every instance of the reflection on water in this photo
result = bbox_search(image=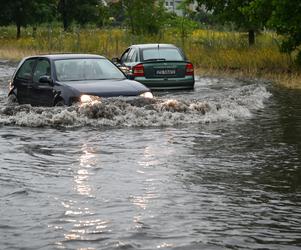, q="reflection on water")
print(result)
[75,144,96,197]
[0,63,300,249]
[60,143,107,247]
